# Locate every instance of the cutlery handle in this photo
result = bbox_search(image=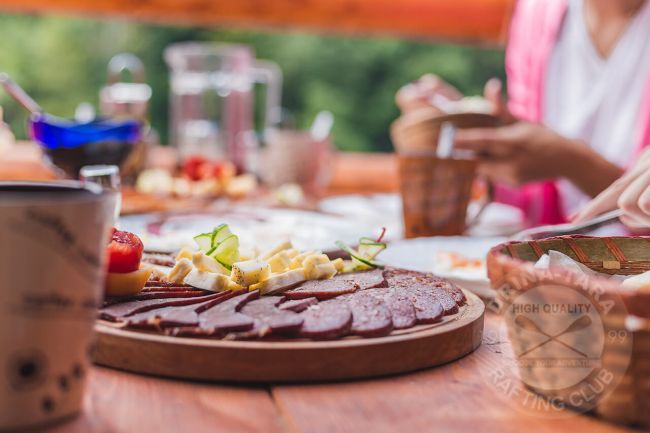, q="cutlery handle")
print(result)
[0,73,43,114]
[512,209,624,240]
